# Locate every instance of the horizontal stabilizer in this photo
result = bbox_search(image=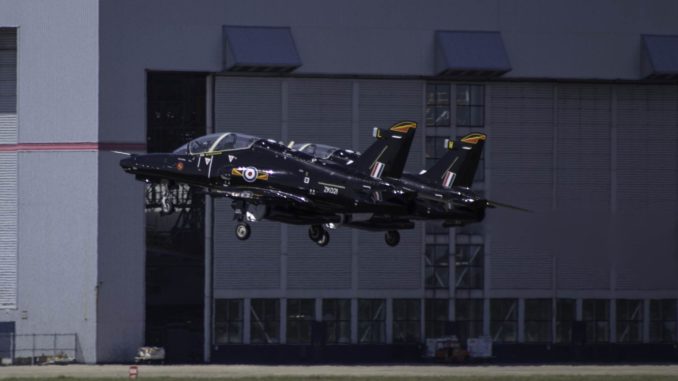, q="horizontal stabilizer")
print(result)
[486,199,532,213]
